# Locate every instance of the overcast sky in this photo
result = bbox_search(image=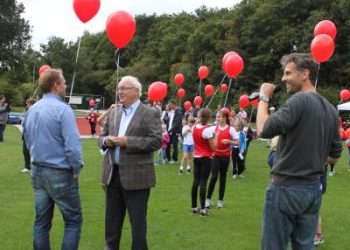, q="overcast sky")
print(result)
[18,0,241,50]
